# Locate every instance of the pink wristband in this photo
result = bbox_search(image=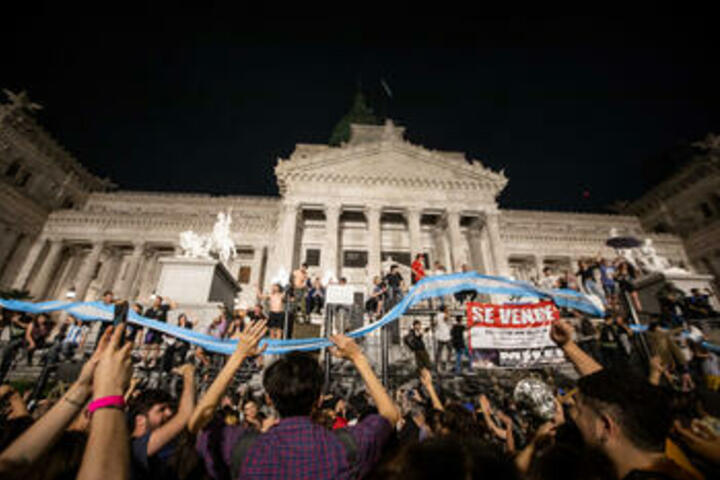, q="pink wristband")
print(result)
[88,395,125,414]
